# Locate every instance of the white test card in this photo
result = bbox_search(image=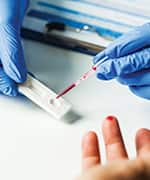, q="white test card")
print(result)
[18,74,72,120]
